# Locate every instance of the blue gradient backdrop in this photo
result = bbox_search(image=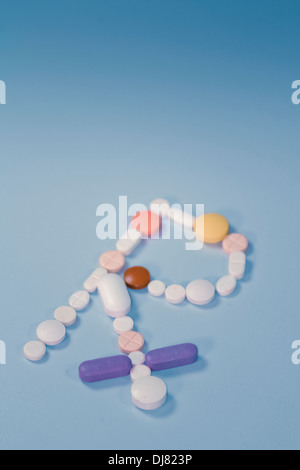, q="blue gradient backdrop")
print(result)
[0,0,300,450]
